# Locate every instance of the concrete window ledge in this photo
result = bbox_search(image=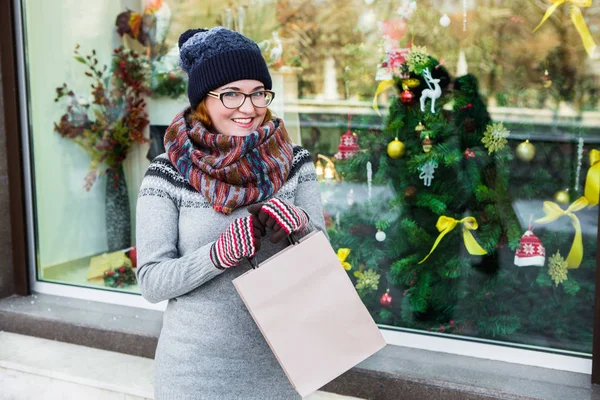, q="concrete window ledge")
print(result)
[1,293,600,400]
